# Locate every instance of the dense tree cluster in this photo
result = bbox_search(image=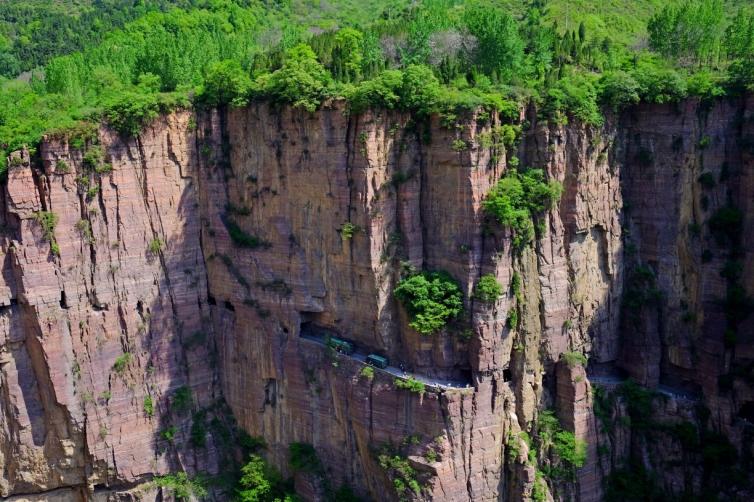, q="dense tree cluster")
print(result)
[0,0,753,175]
